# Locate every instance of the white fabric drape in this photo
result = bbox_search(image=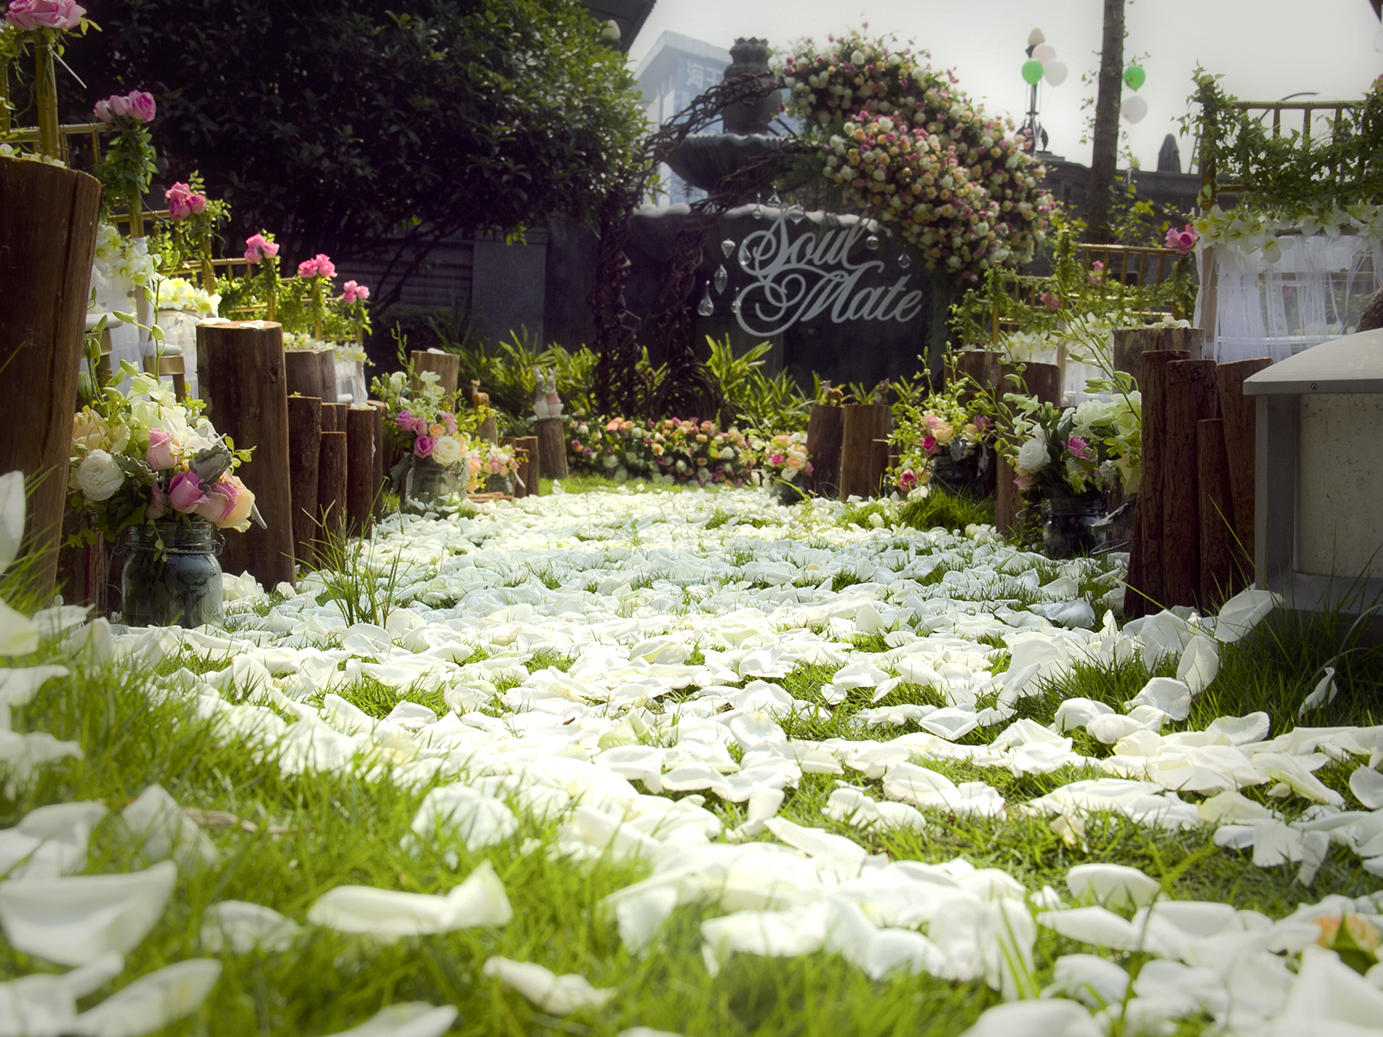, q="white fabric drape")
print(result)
[1201,234,1383,363]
